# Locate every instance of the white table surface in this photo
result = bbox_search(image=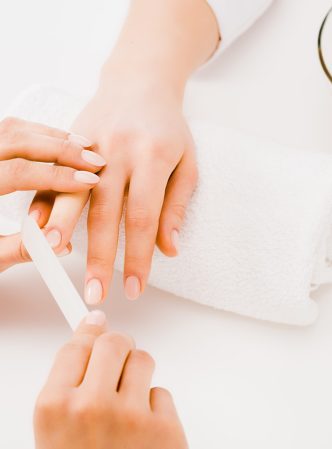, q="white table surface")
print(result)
[1,0,332,448]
